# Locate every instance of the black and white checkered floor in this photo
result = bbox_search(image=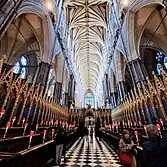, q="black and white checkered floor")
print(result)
[55,135,122,167]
